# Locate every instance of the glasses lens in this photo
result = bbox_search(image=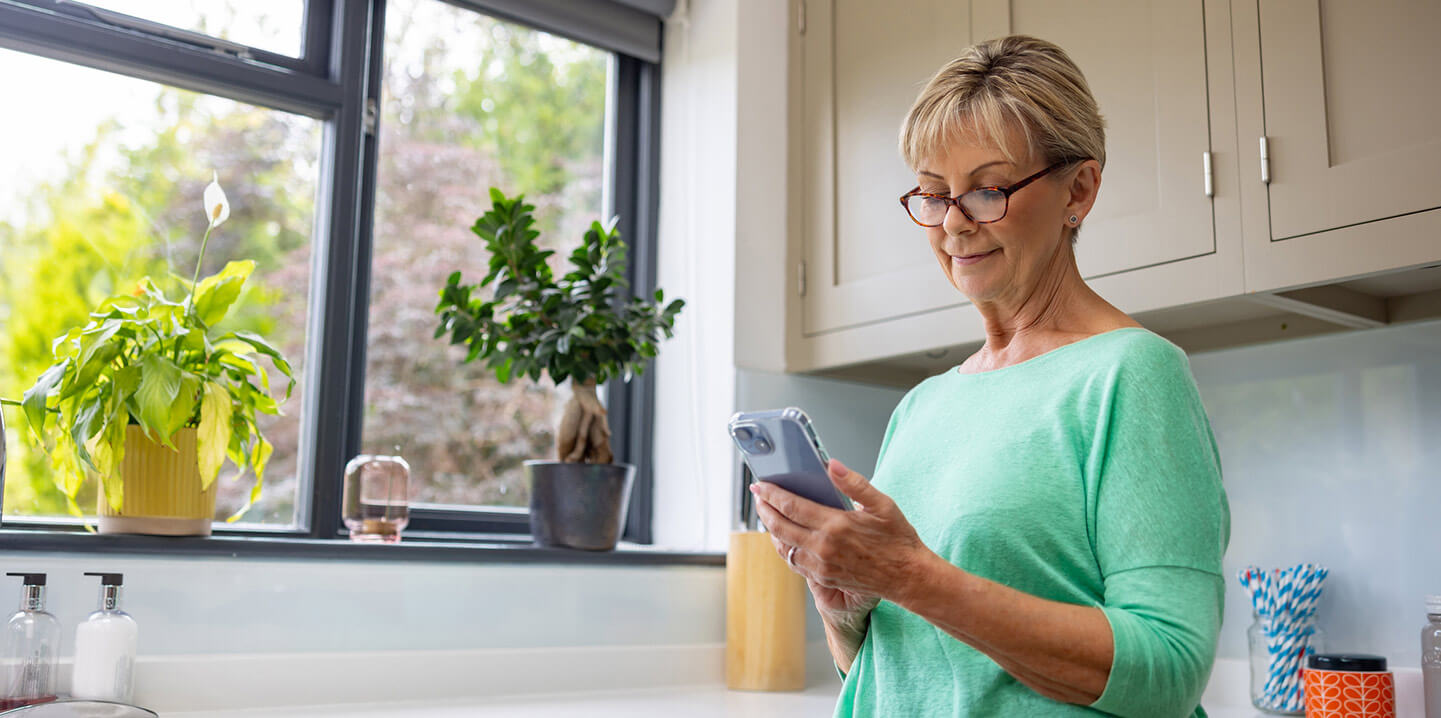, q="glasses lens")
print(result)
[905,195,948,226]
[960,189,1007,223]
